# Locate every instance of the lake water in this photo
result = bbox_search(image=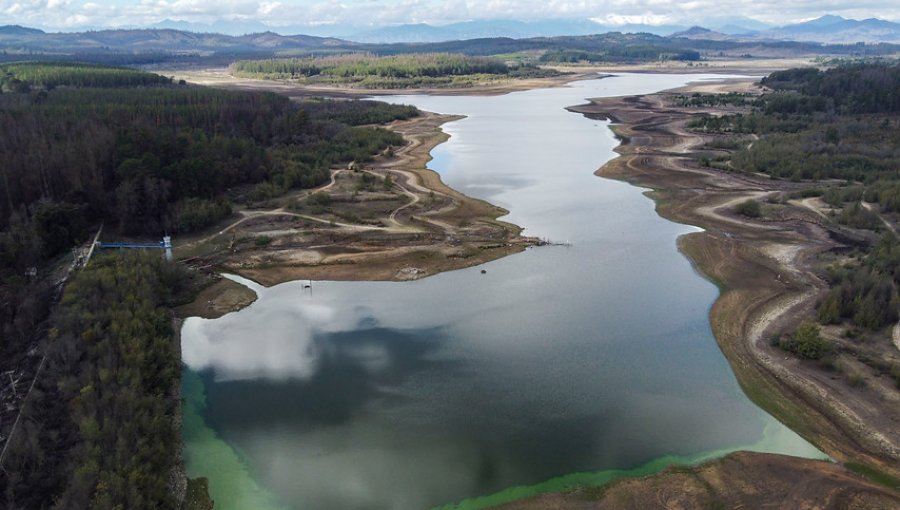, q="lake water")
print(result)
[181,73,823,510]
